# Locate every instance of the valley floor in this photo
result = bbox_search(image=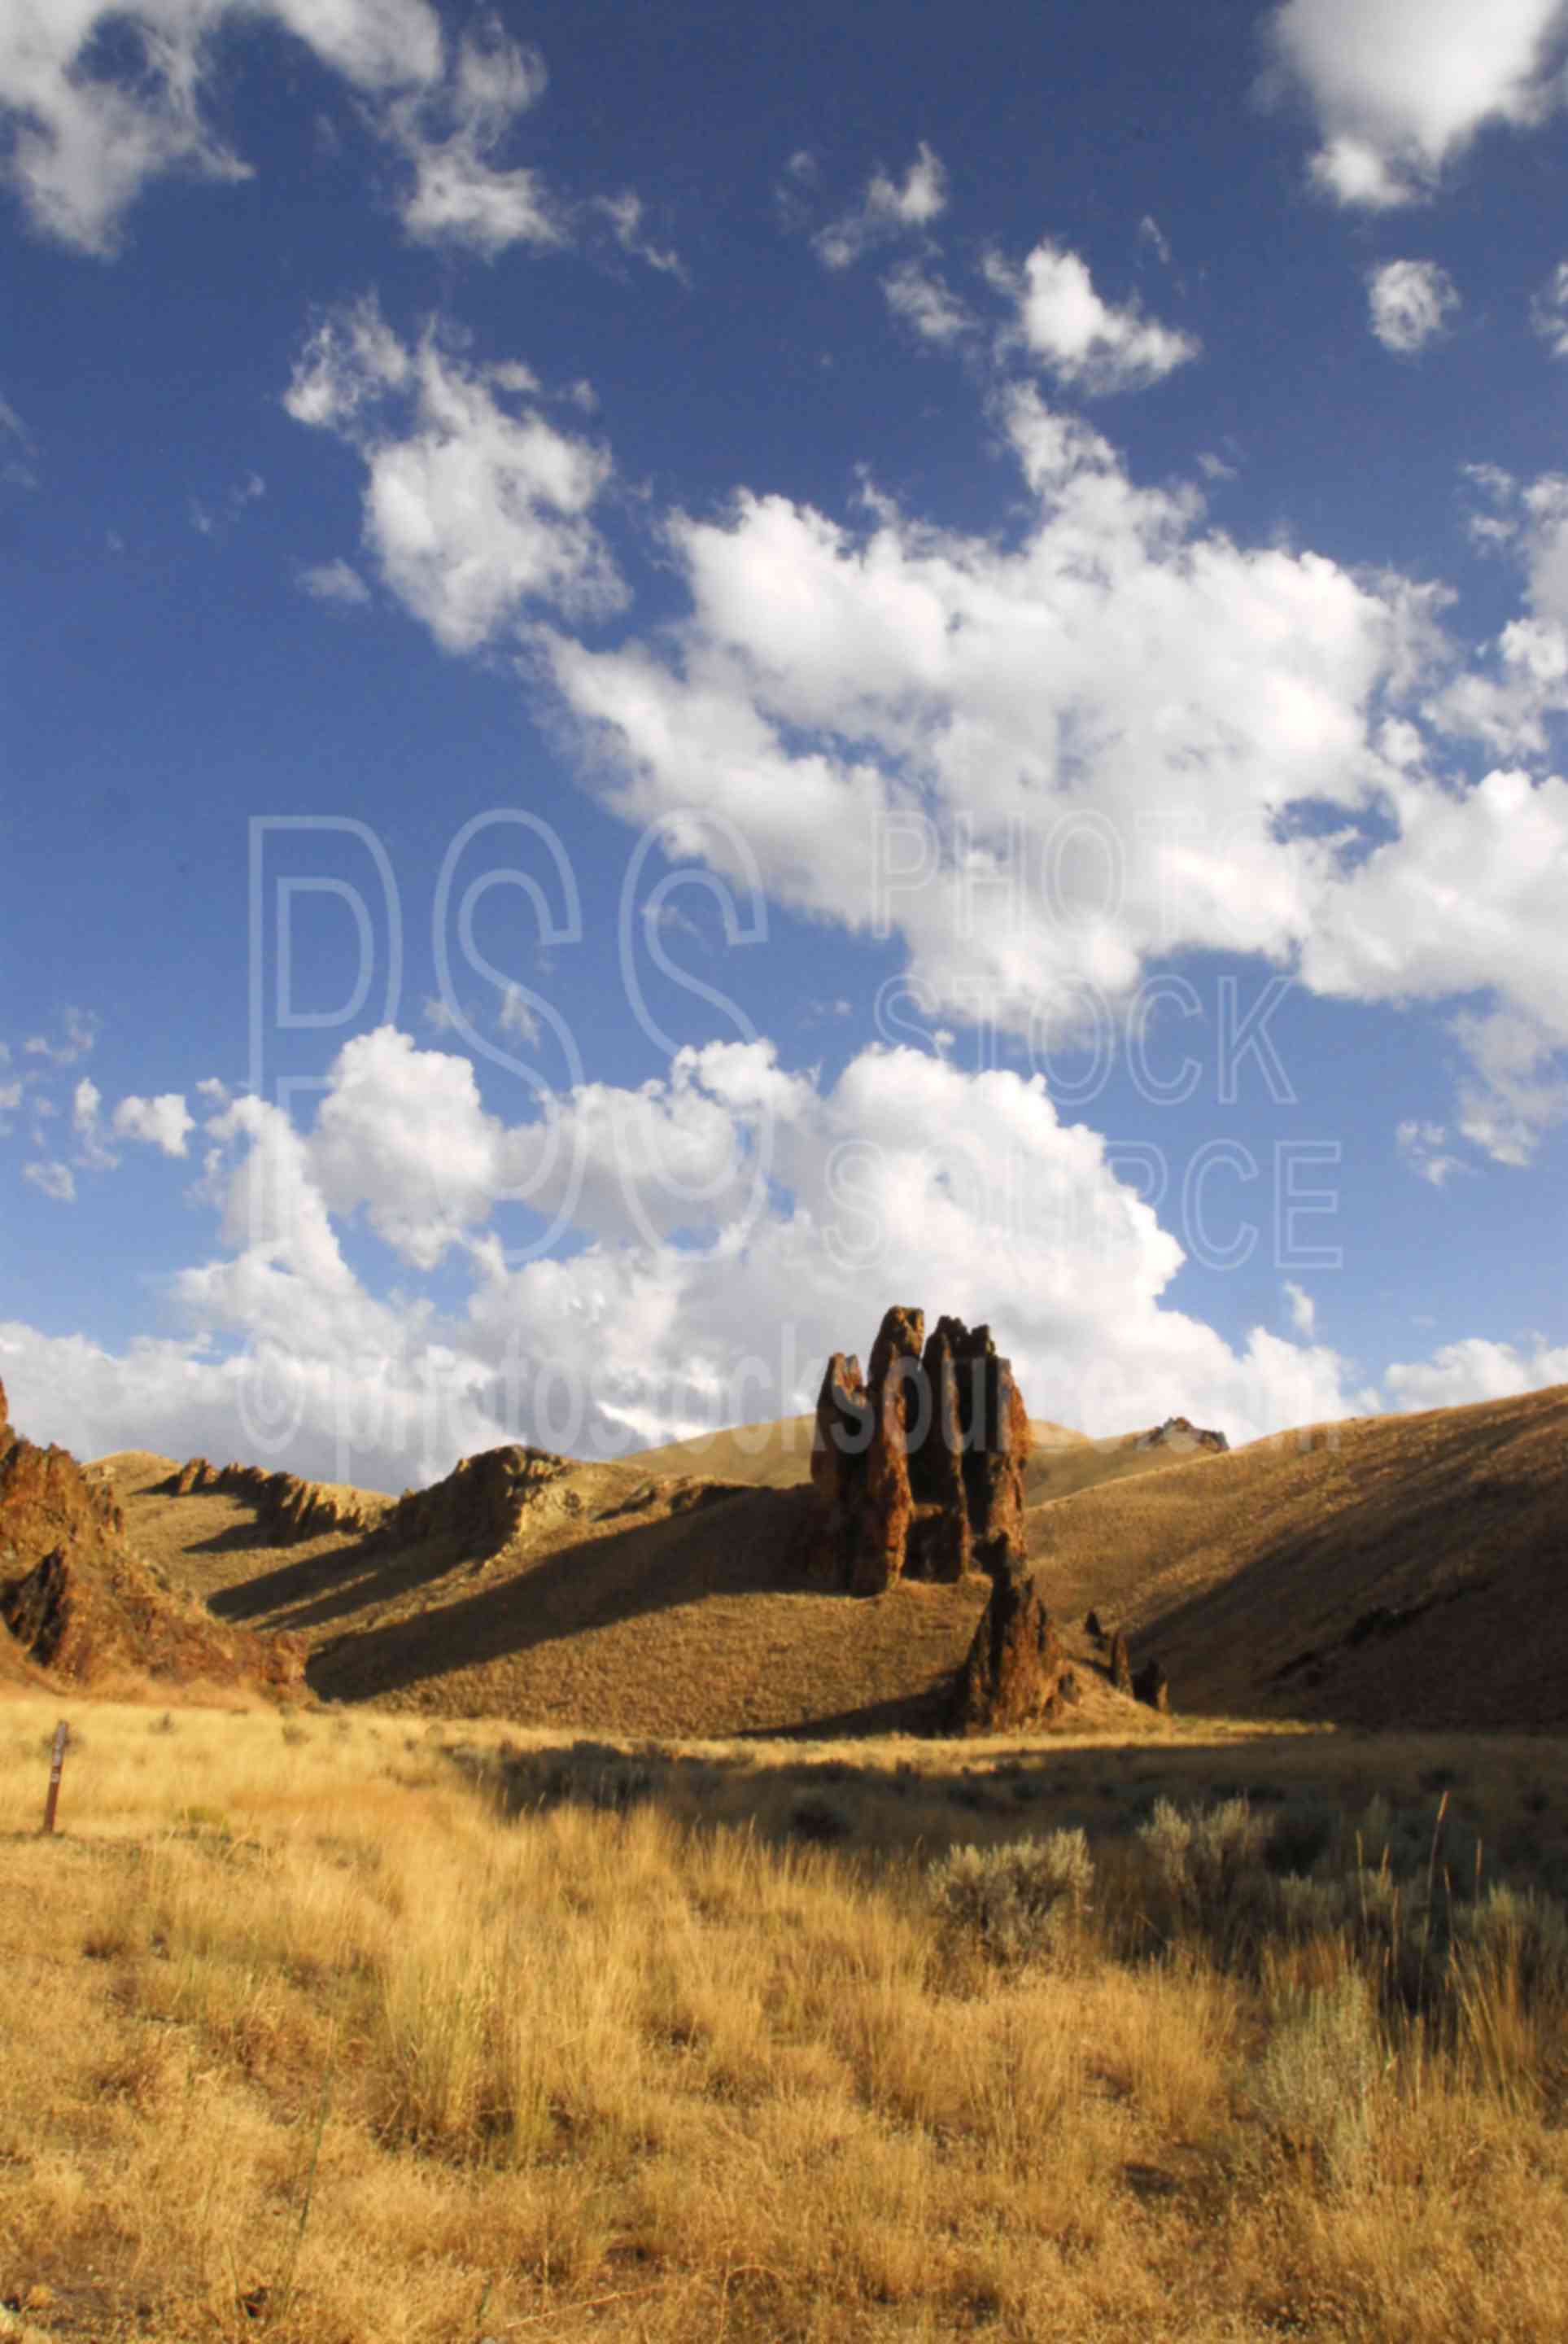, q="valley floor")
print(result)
[4,1690,1568,2342]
